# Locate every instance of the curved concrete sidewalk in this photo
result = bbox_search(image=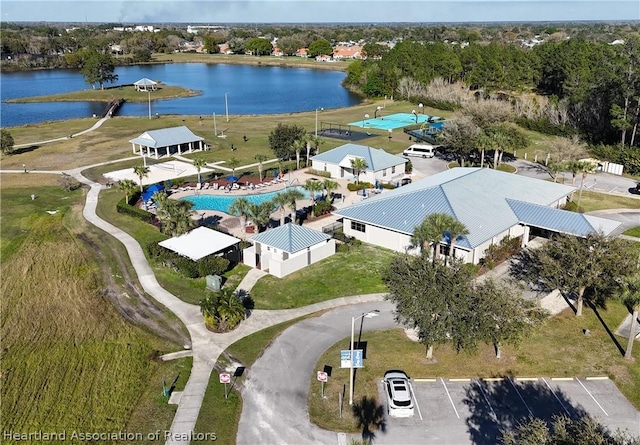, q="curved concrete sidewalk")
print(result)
[14,116,110,148]
[62,163,387,444]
